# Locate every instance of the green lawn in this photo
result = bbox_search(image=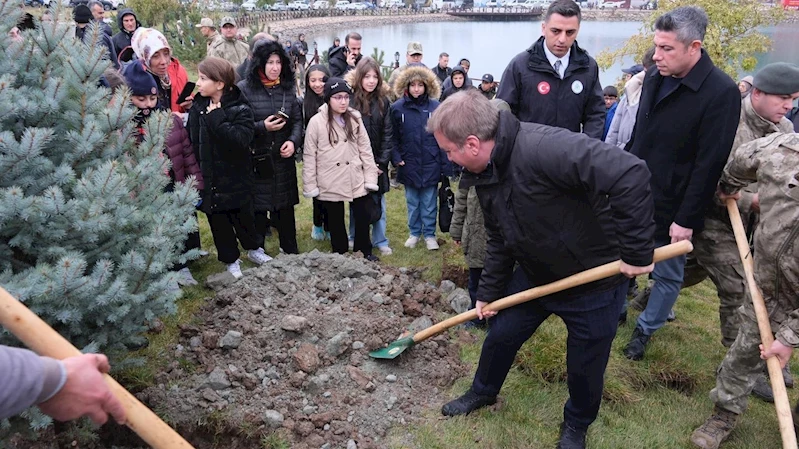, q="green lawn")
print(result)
[120,166,792,449]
